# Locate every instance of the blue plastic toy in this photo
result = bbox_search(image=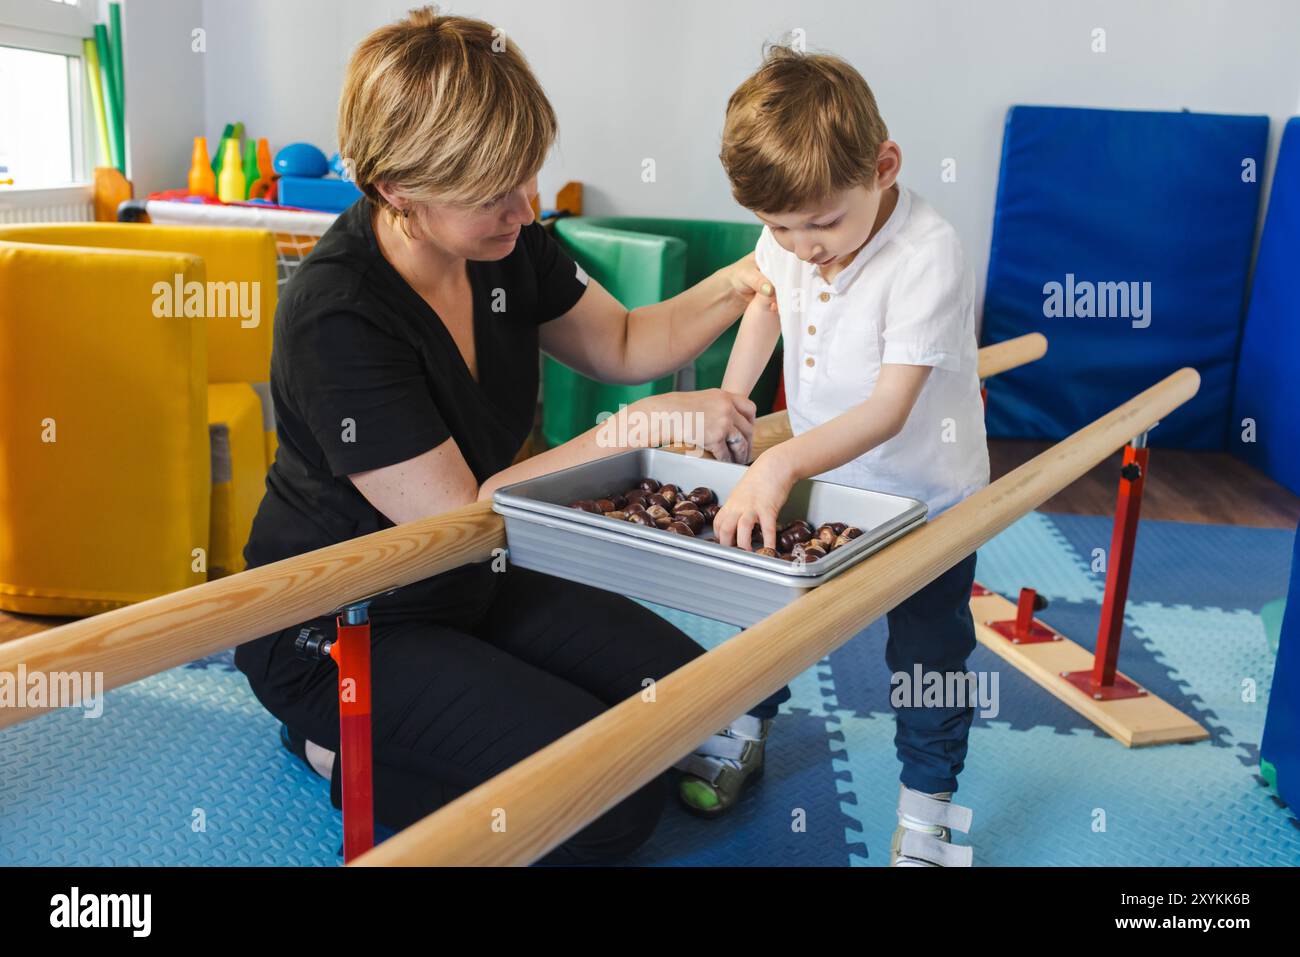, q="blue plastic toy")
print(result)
[274,142,329,179]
